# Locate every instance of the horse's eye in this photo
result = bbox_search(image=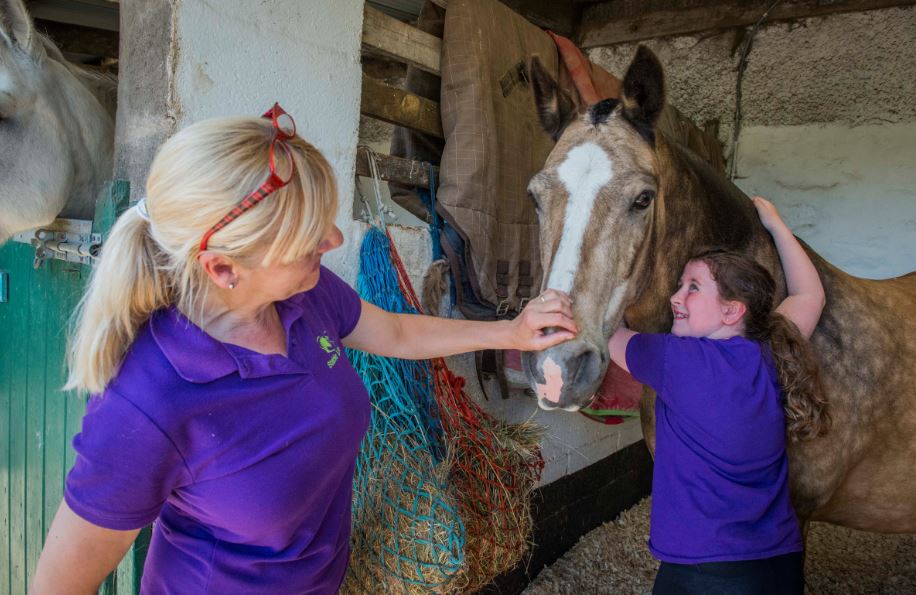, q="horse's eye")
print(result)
[633,190,655,210]
[528,190,540,210]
